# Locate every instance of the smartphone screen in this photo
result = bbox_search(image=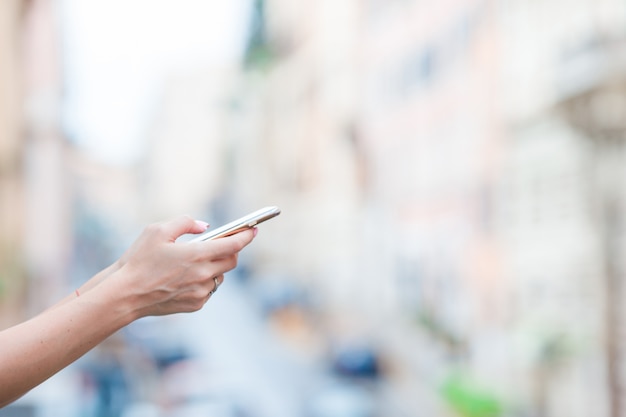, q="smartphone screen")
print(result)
[190,206,281,242]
